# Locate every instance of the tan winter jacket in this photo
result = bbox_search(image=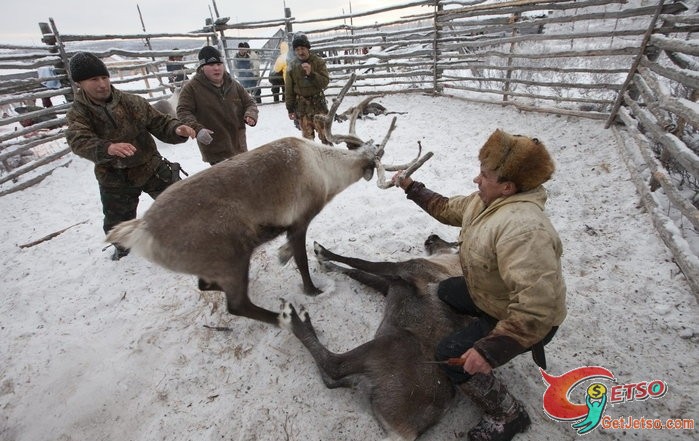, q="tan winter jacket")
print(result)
[406,182,567,367]
[177,71,258,164]
[66,86,188,187]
